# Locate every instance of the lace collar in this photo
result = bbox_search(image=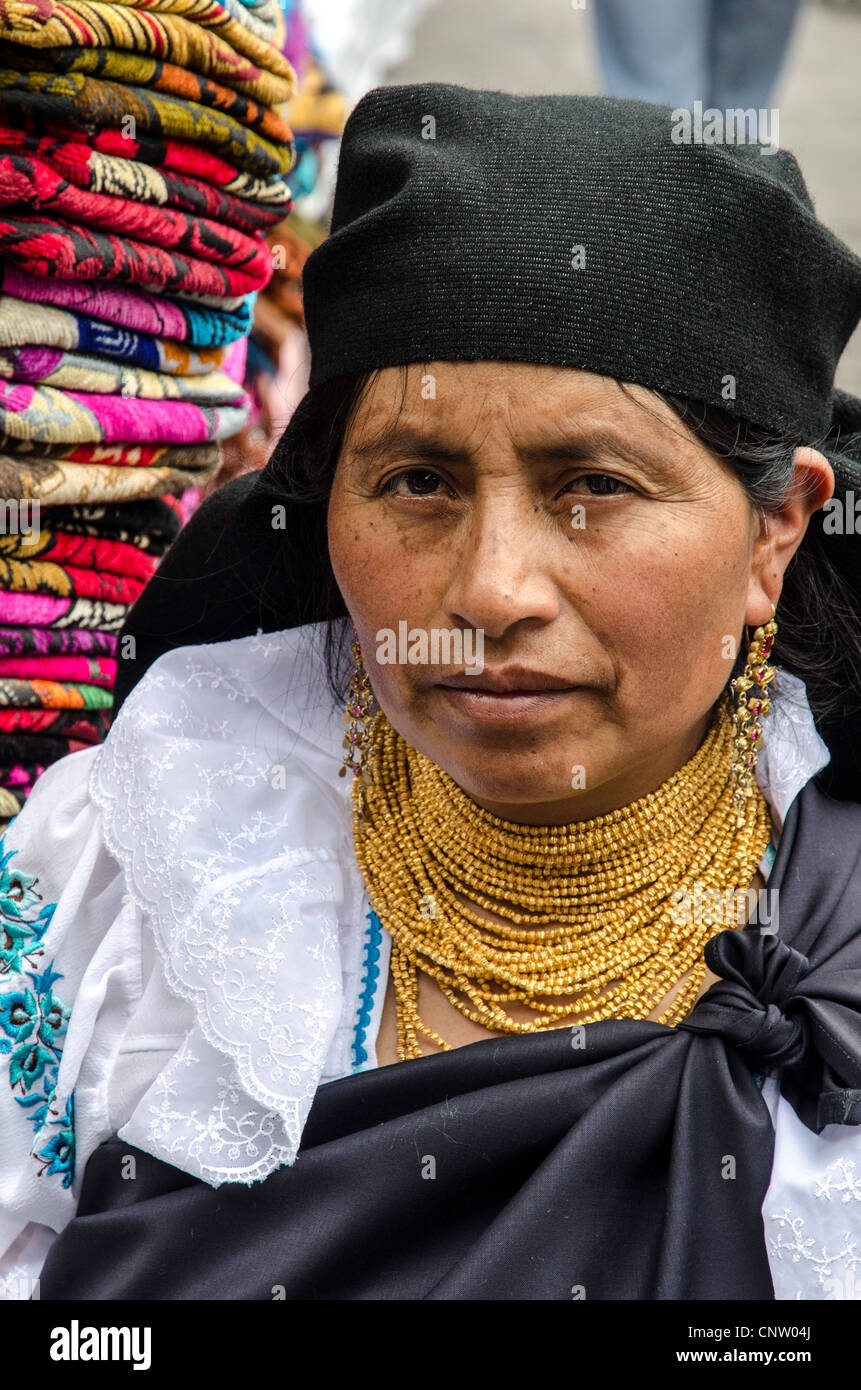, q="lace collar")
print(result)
[90,625,830,1185]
